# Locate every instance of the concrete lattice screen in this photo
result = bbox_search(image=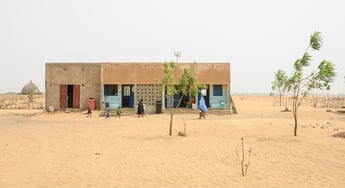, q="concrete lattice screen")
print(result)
[135,84,162,105]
